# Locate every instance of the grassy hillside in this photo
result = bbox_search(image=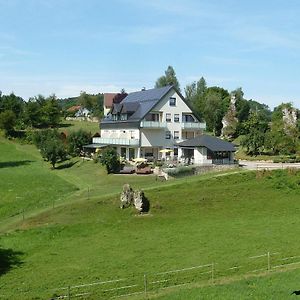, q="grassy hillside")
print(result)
[59,120,100,135]
[1,139,300,299]
[150,268,300,300]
